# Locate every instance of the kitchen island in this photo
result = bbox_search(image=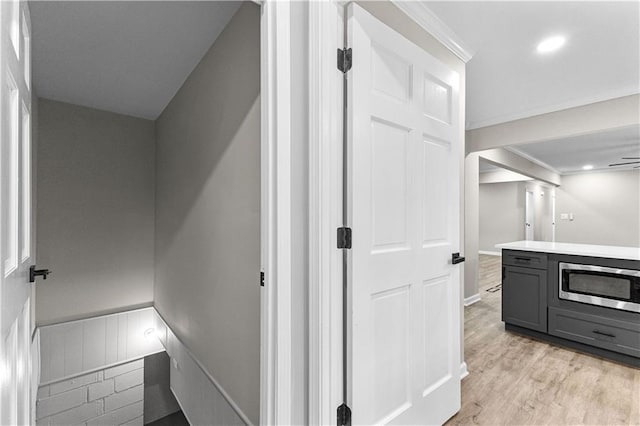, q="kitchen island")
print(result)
[496,241,640,367]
